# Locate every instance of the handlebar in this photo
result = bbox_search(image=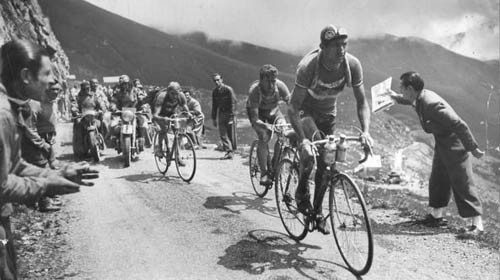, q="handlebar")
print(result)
[111,110,148,116]
[311,134,373,164]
